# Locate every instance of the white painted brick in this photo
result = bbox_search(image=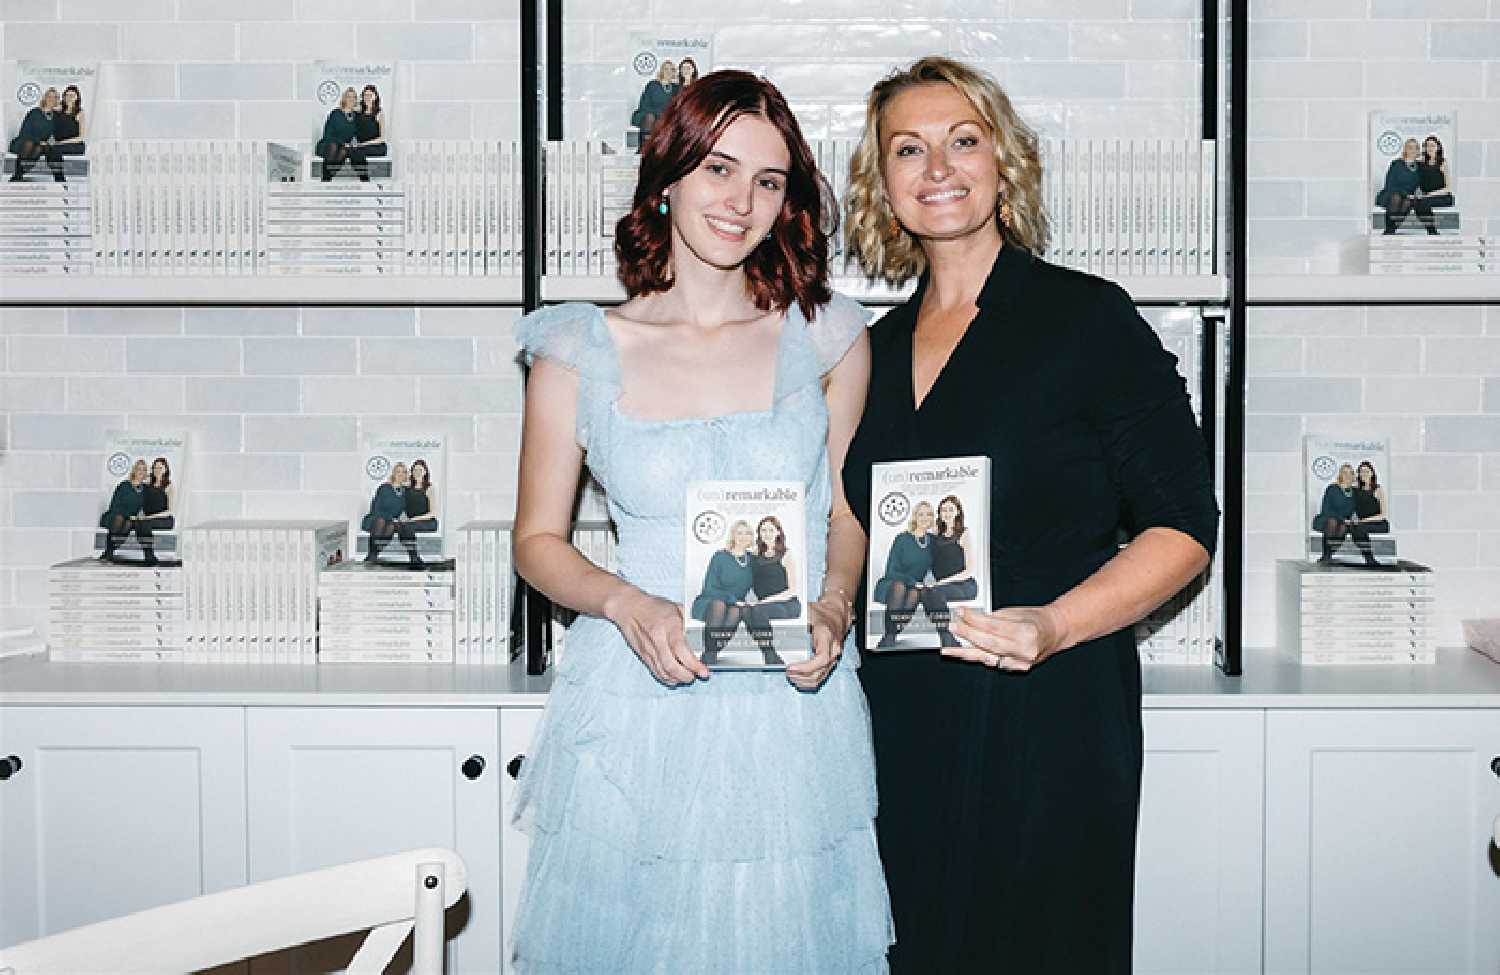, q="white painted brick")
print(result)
[744,0,885,18]
[1249,101,1306,140]
[1248,378,1362,413]
[477,338,525,376]
[419,0,507,17]
[186,377,301,413]
[1250,21,1308,58]
[4,23,118,59]
[1247,181,1304,218]
[301,308,416,337]
[1363,377,1483,414]
[67,454,103,489]
[179,64,297,101]
[67,308,183,335]
[119,102,236,139]
[1367,306,1483,336]
[1256,0,1365,15]
[1308,415,1423,453]
[299,453,358,491]
[476,414,521,452]
[1401,531,1479,569]
[360,338,472,375]
[191,452,301,491]
[475,20,520,61]
[1011,0,1125,14]
[1309,21,1427,60]
[1480,532,1500,567]
[1248,219,1362,261]
[10,414,122,450]
[361,414,475,451]
[1365,62,1485,99]
[1070,21,1192,60]
[472,100,521,140]
[357,23,475,61]
[1248,140,1361,180]
[1303,102,1369,142]
[239,22,357,60]
[0,0,59,20]
[1303,180,1364,218]
[416,376,519,414]
[1392,453,1480,492]
[67,377,185,413]
[1245,492,1302,531]
[1129,0,1194,16]
[1487,378,1500,413]
[10,490,99,528]
[1248,336,1303,374]
[0,378,65,413]
[765,63,907,101]
[473,491,518,521]
[1250,61,1361,99]
[178,0,294,18]
[1418,492,1500,531]
[1427,416,1500,453]
[1426,338,1500,375]
[235,103,315,142]
[8,337,124,373]
[1370,0,1487,16]
[0,309,65,334]
[1483,454,1500,489]
[1245,452,1303,492]
[126,338,239,375]
[296,0,407,17]
[411,62,510,102]
[1245,531,1305,567]
[396,102,474,138]
[0,452,68,490]
[244,416,357,452]
[952,23,1069,60]
[1124,61,1196,100]
[243,491,358,522]
[60,0,171,18]
[120,23,236,61]
[127,413,242,453]
[1249,307,1363,337]
[420,307,517,338]
[97,63,178,101]
[1306,337,1422,375]
[1247,257,1315,276]
[302,376,418,414]
[0,529,73,567]
[1003,62,1128,99]
[244,338,356,375]
[184,308,299,336]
